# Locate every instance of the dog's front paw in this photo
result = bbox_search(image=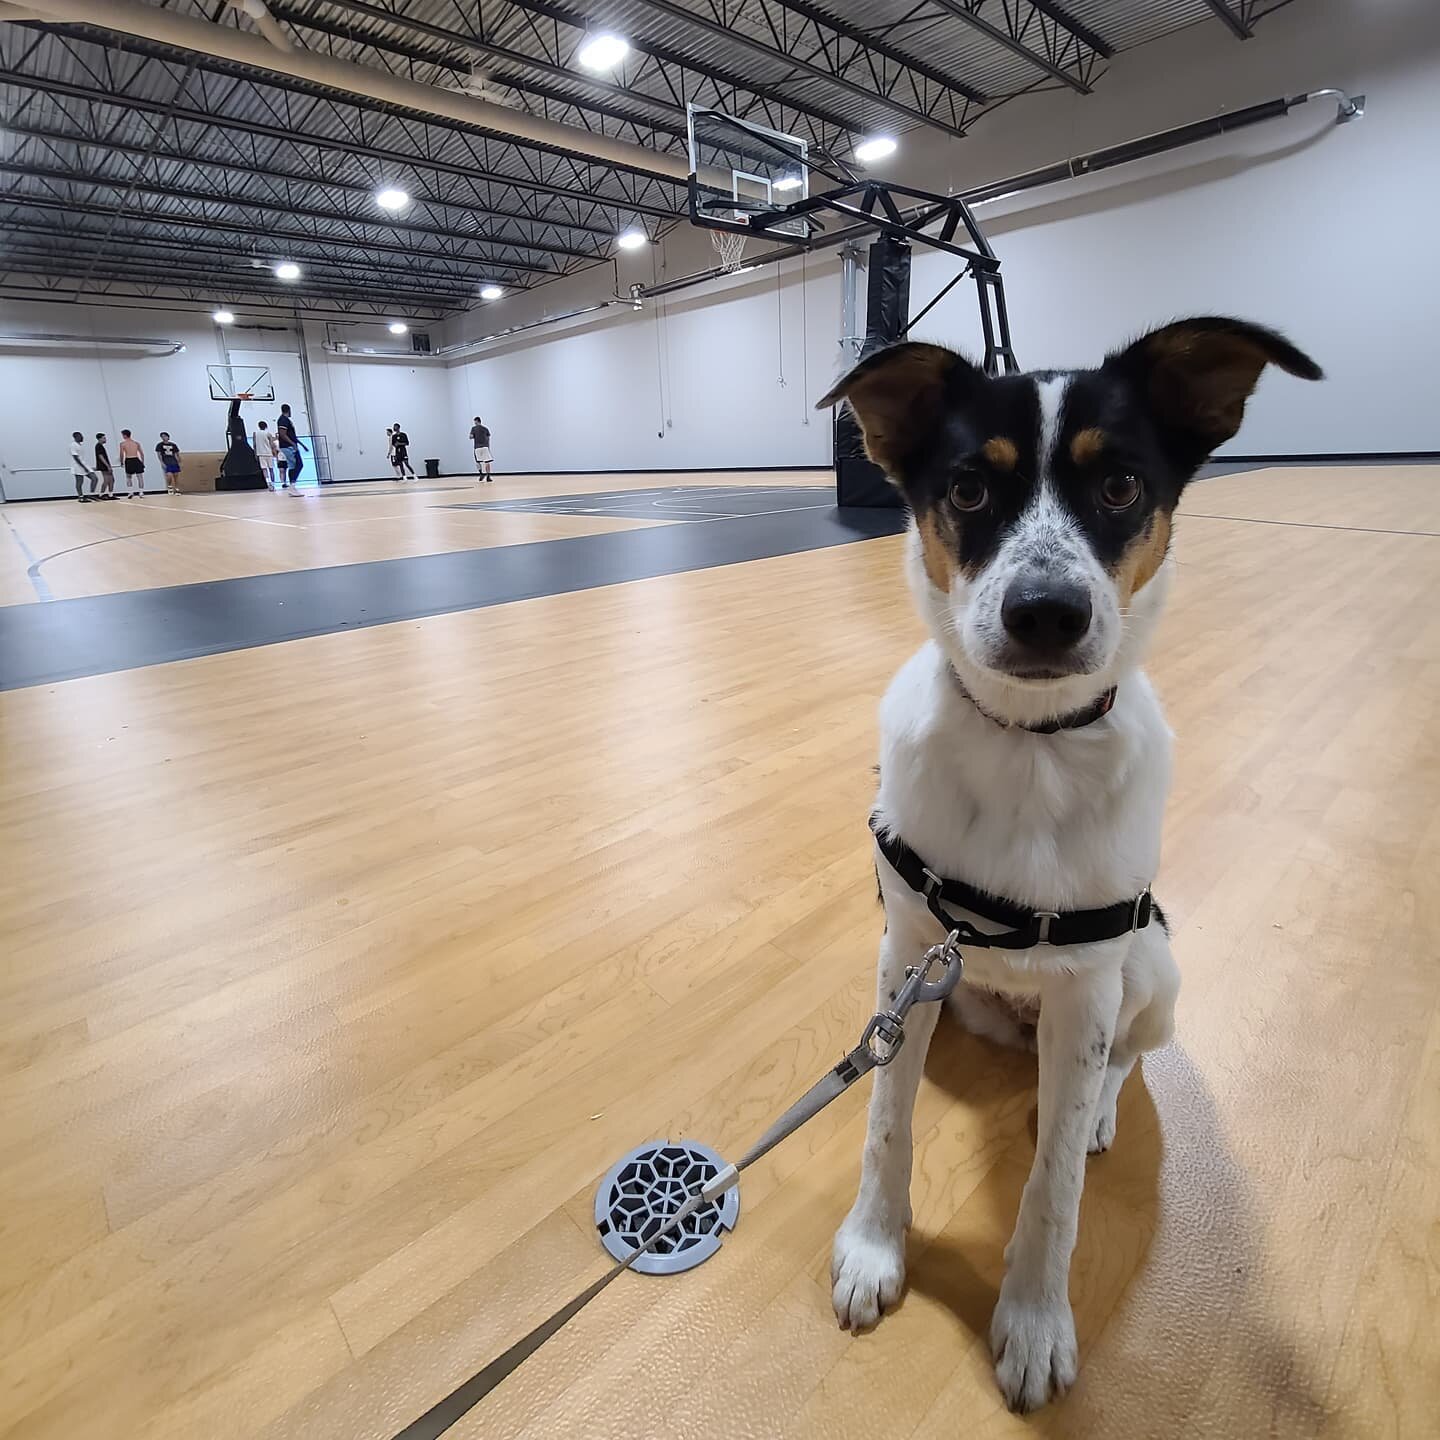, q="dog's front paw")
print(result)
[831,1215,905,1332]
[989,1288,1078,1412]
